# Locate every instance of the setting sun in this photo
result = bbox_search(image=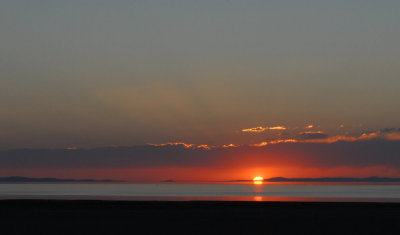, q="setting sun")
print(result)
[253,176,264,184]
